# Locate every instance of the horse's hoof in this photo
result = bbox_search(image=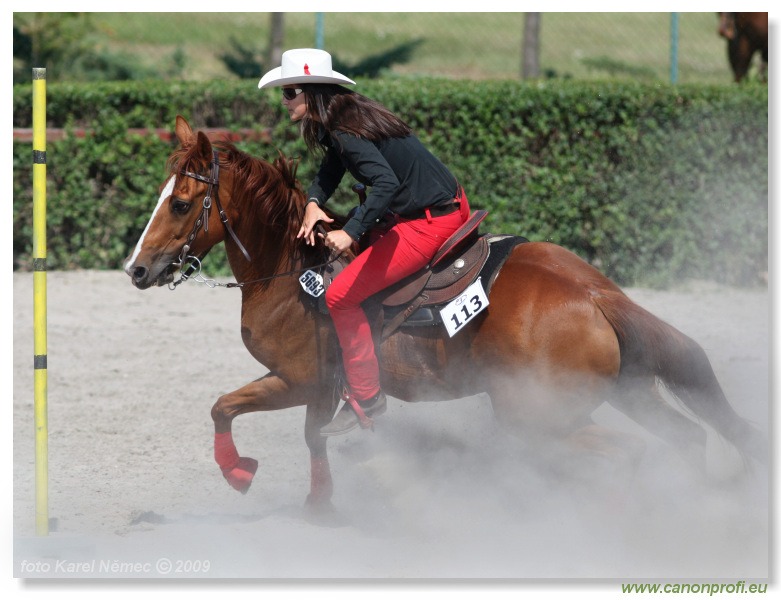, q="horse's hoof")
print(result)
[303,496,349,527]
[221,457,258,494]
